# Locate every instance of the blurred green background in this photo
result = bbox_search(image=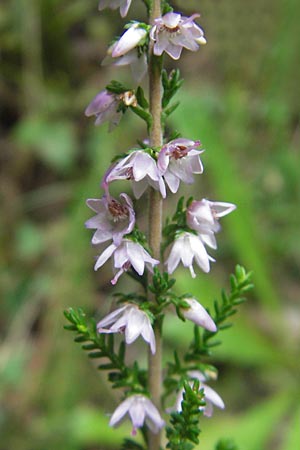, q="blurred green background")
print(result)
[1,0,300,449]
